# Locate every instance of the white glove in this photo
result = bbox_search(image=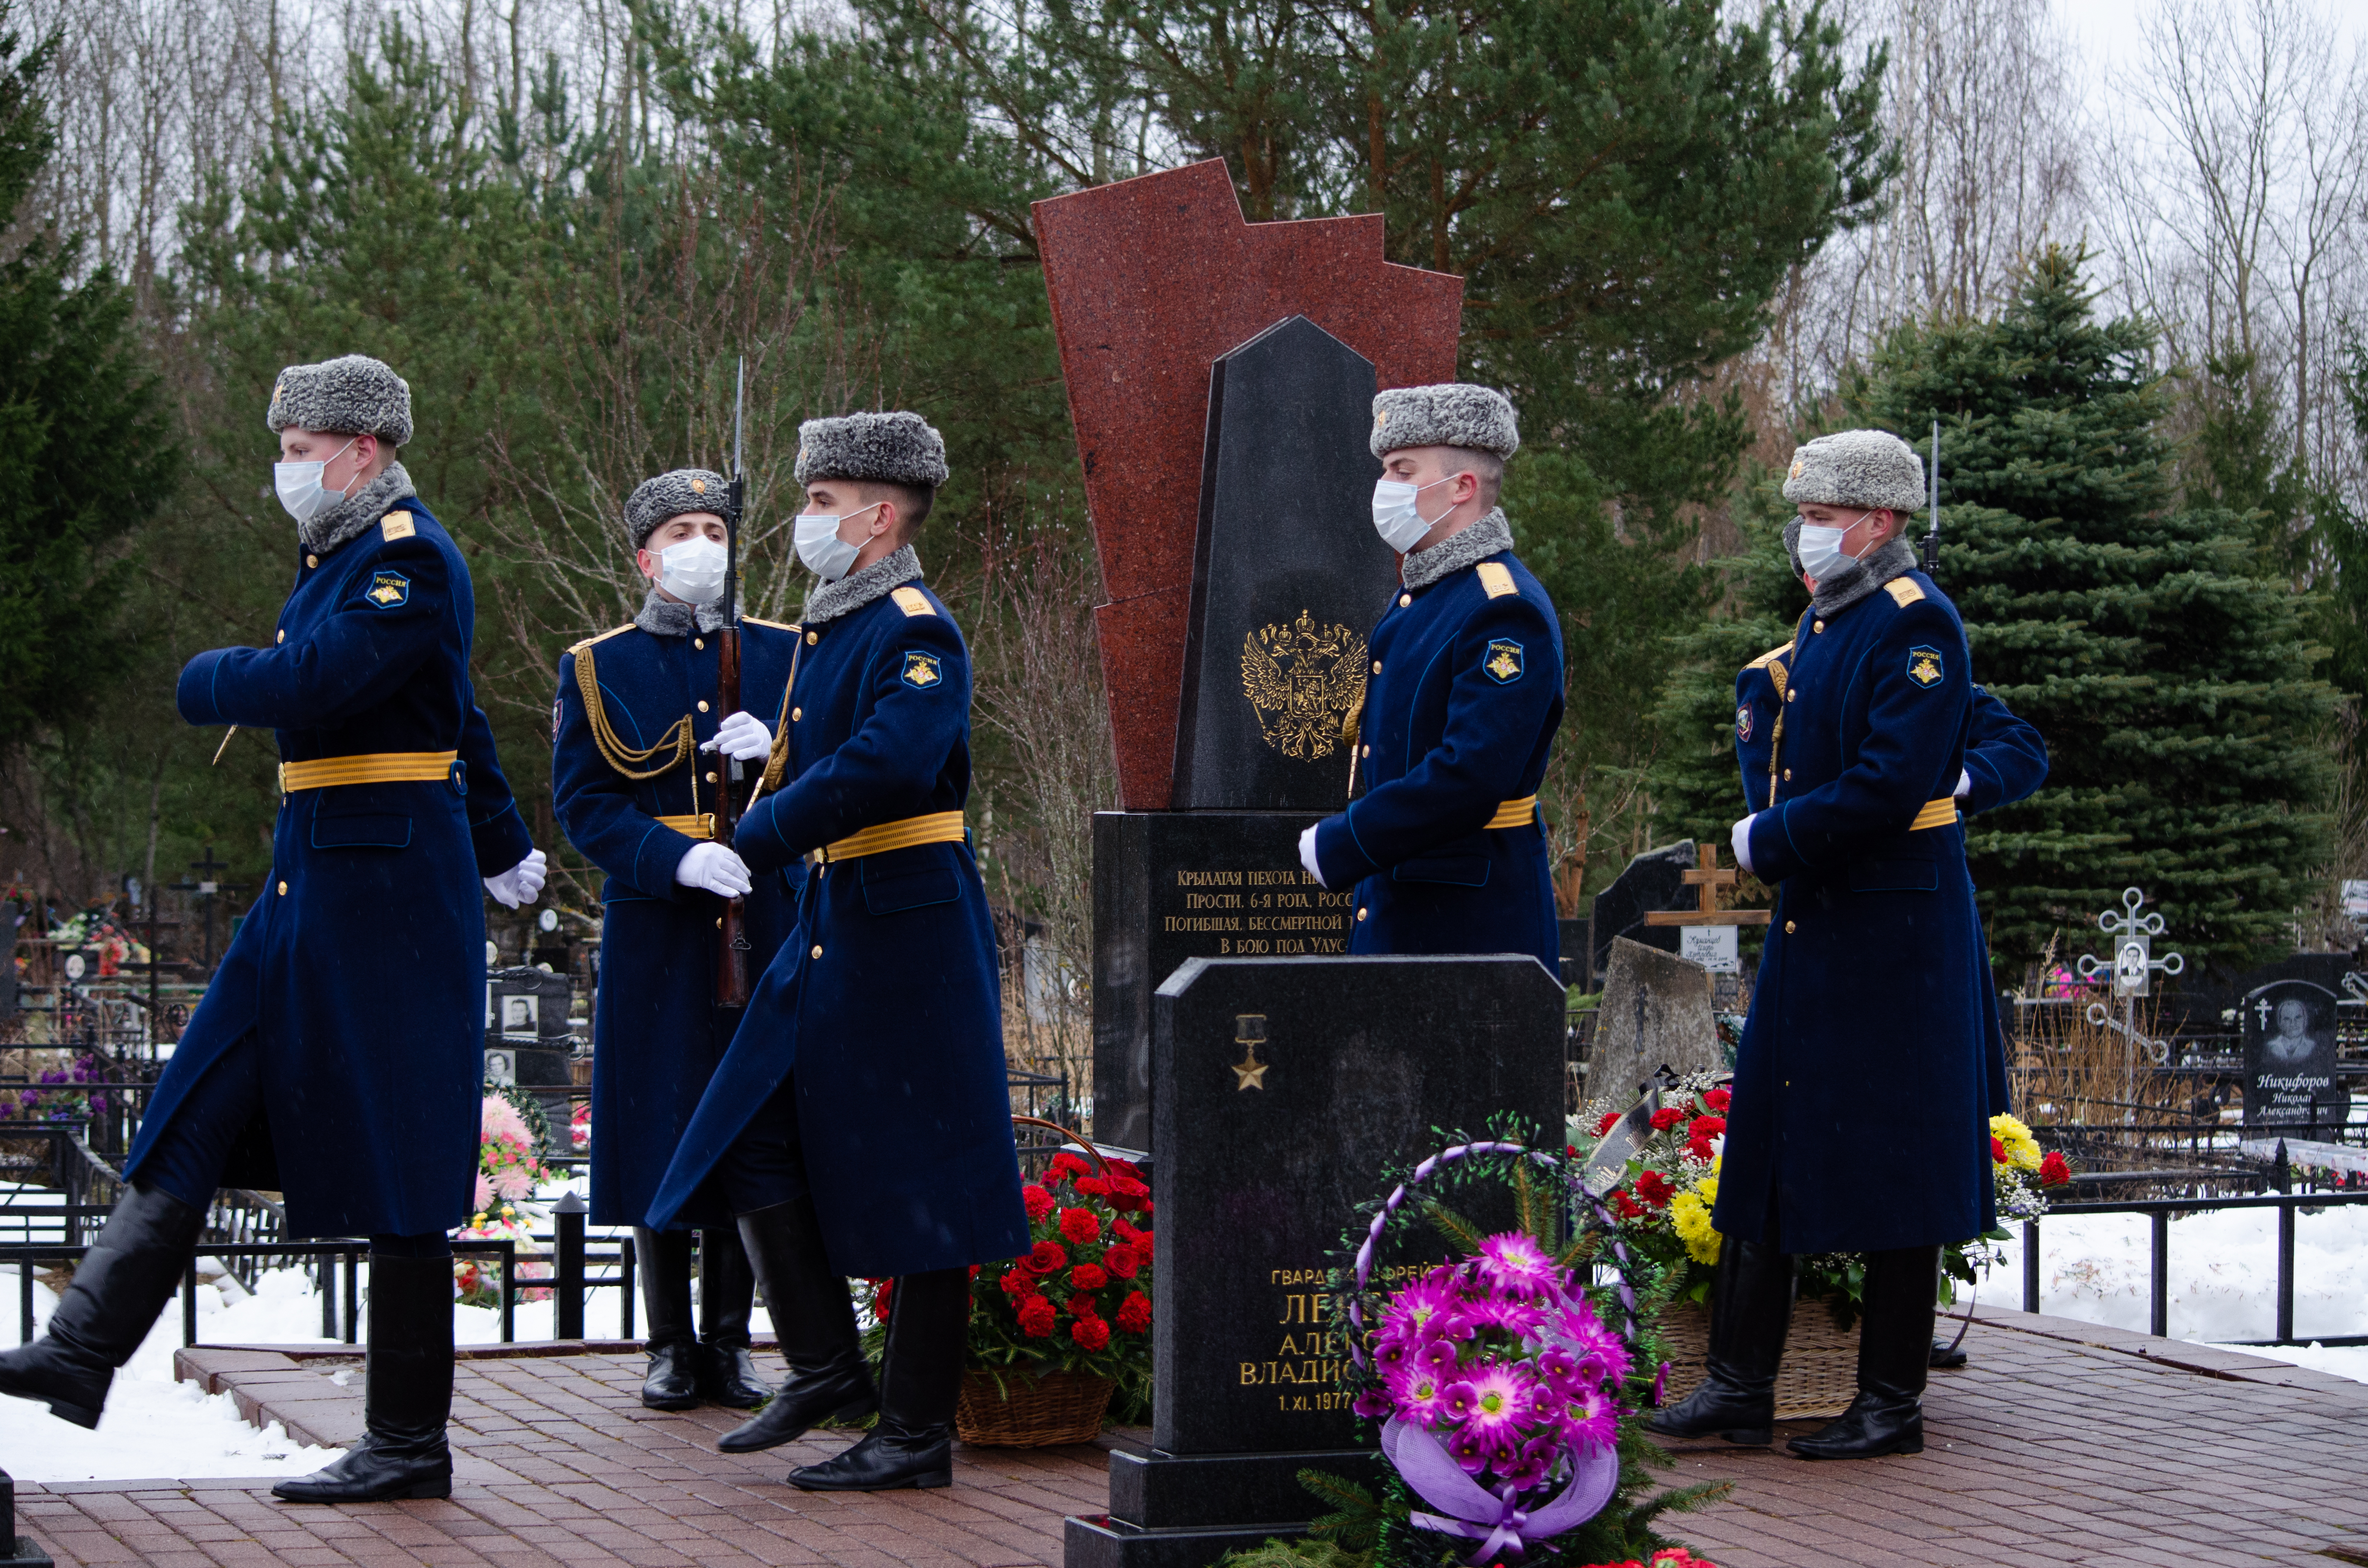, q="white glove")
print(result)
[1954,766,1973,800]
[703,710,773,763]
[675,841,753,898]
[1297,824,1328,889]
[1730,816,1756,876]
[484,848,548,910]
